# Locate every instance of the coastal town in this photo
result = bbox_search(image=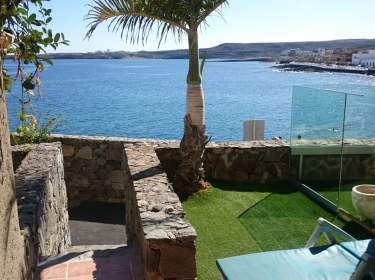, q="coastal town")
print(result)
[280,48,375,67]
[276,48,375,75]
